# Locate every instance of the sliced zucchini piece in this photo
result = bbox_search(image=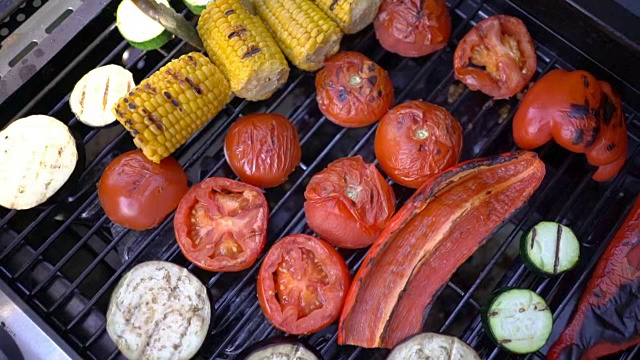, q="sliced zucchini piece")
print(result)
[182,0,213,15]
[0,115,78,210]
[69,64,135,127]
[521,221,580,275]
[106,261,211,360]
[237,337,321,360]
[116,0,173,50]
[483,288,553,354]
[386,332,480,360]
